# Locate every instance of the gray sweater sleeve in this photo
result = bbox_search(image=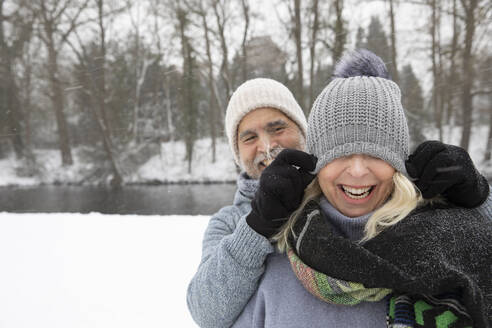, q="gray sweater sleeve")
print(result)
[187,206,274,328]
